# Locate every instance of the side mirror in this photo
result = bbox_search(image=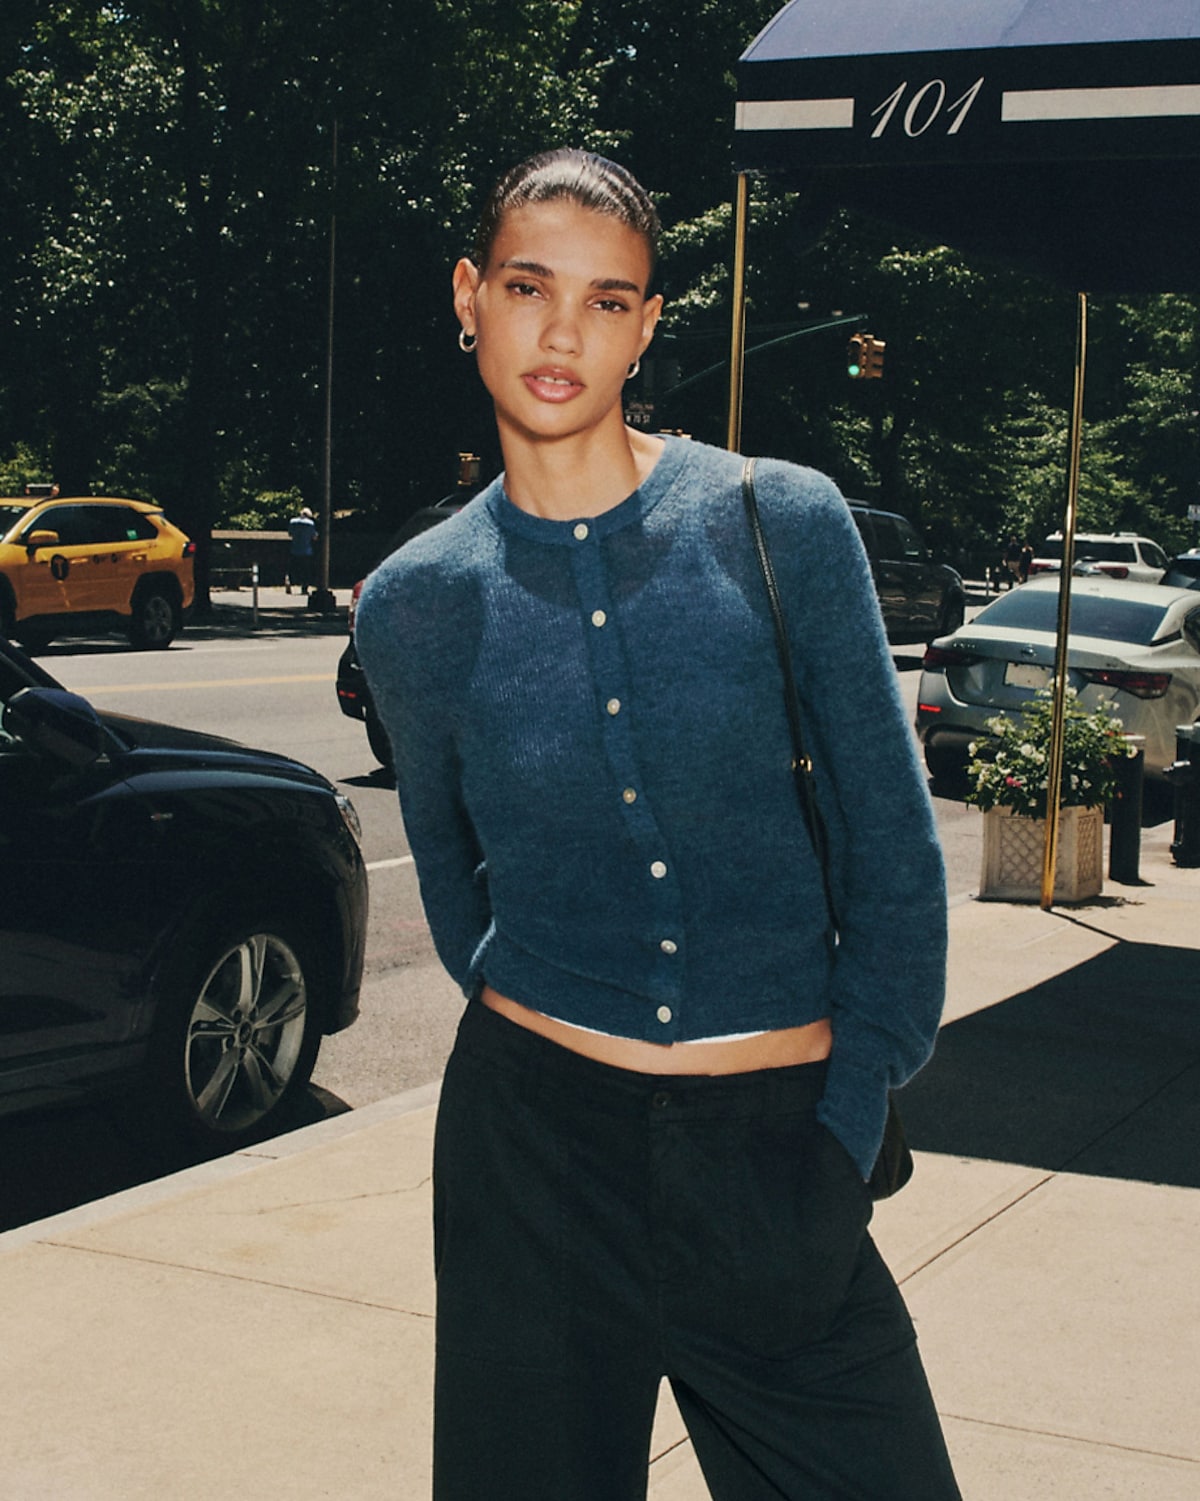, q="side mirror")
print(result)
[2,686,108,768]
[25,529,60,549]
